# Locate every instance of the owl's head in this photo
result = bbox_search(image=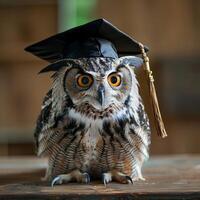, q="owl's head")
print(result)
[50,56,142,118]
